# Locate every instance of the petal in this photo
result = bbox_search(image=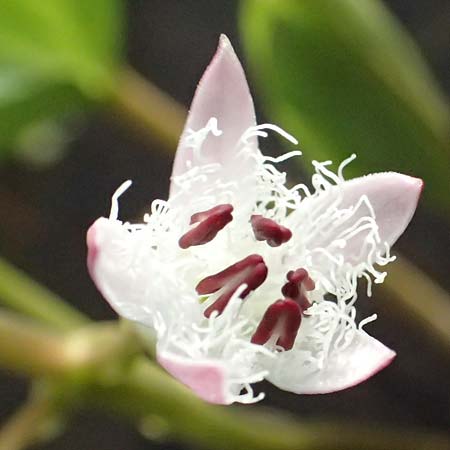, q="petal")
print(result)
[333,172,422,247]
[169,34,258,200]
[86,218,155,327]
[266,330,395,394]
[157,351,231,404]
[289,172,422,264]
